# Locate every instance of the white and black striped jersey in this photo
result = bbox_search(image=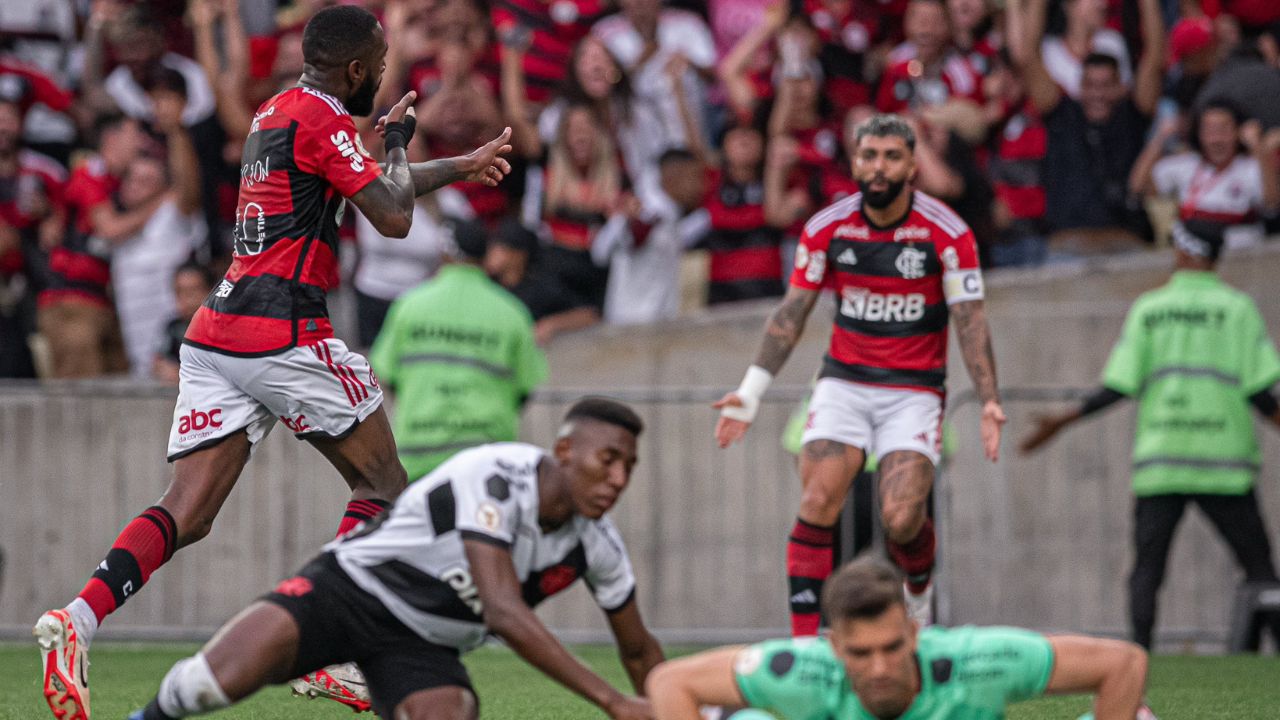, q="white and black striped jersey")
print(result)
[324,442,636,651]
